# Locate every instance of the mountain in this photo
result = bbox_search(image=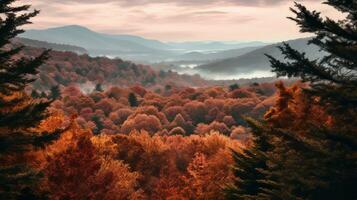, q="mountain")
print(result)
[21,25,269,63]
[21,25,153,52]
[13,37,88,54]
[21,45,211,91]
[167,41,267,51]
[196,37,323,75]
[21,25,174,62]
[104,34,172,50]
[175,46,262,62]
